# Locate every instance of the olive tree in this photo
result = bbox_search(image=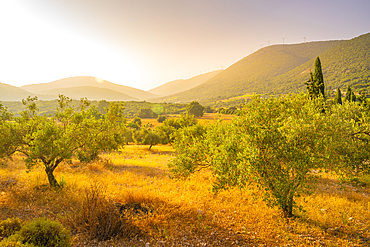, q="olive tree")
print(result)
[1,95,125,187]
[170,94,329,217]
[133,124,161,150]
[0,103,19,161]
[155,114,197,145]
[325,101,370,174]
[186,101,204,117]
